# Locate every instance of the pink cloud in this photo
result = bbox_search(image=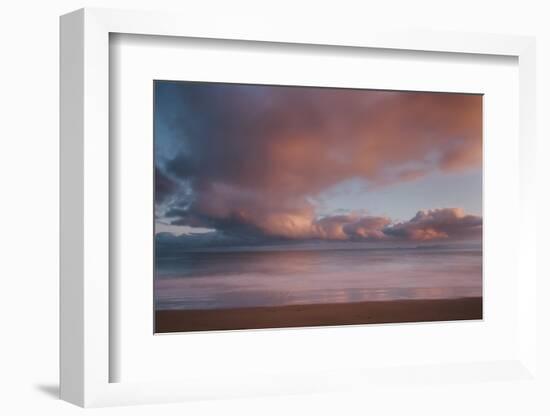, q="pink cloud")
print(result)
[384,208,482,241]
[159,85,482,243]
